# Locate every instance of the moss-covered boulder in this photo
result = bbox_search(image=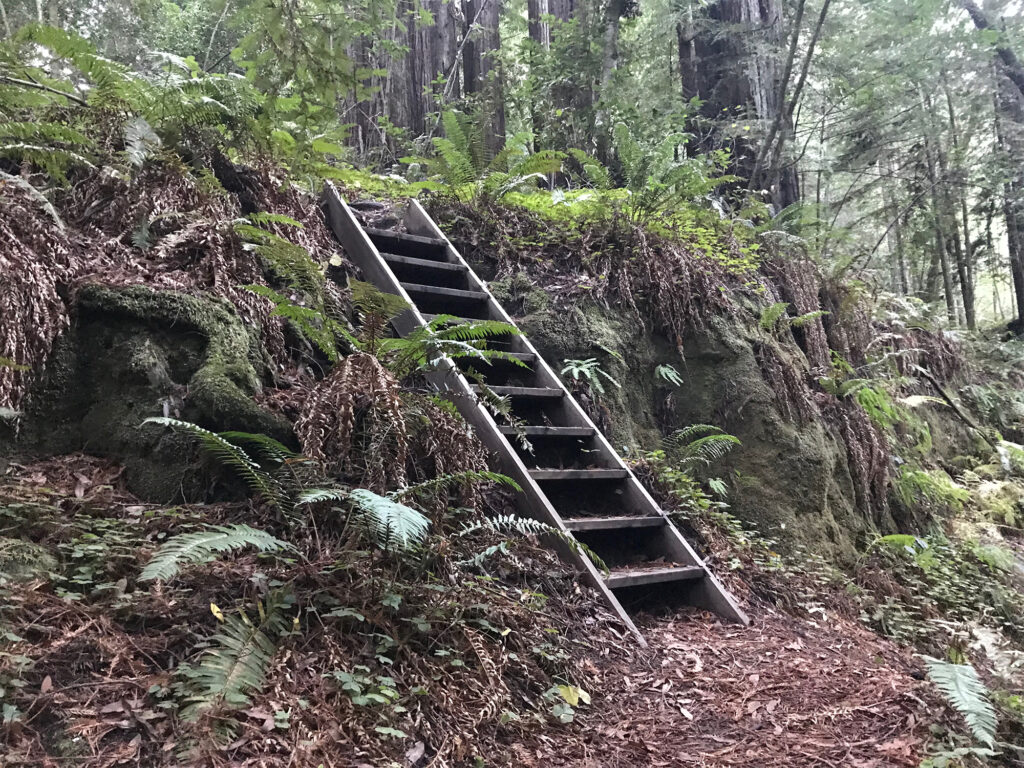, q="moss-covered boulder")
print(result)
[2,284,291,501]
[977,480,1024,527]
[498,287,875,563]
